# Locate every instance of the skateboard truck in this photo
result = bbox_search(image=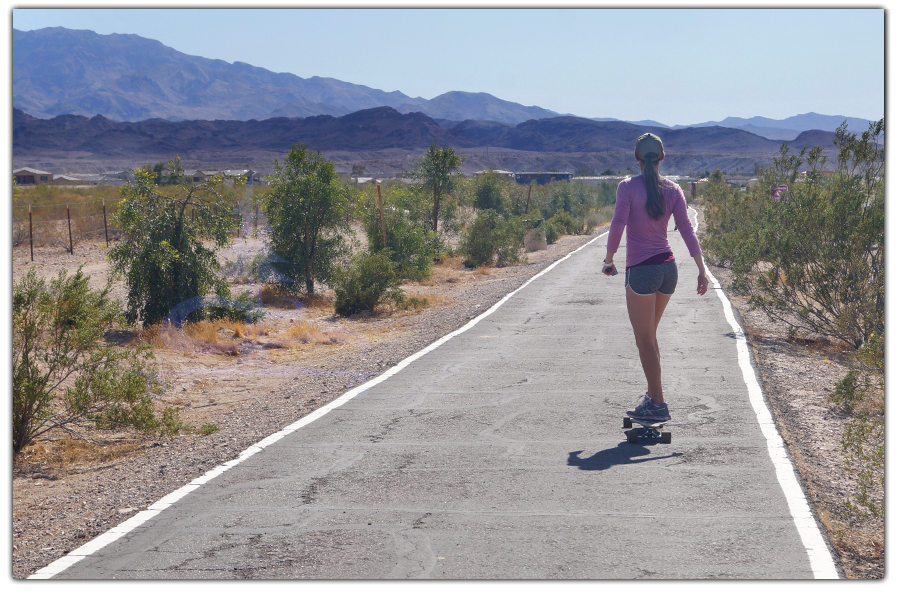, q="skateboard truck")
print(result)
[623,416,672,444]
